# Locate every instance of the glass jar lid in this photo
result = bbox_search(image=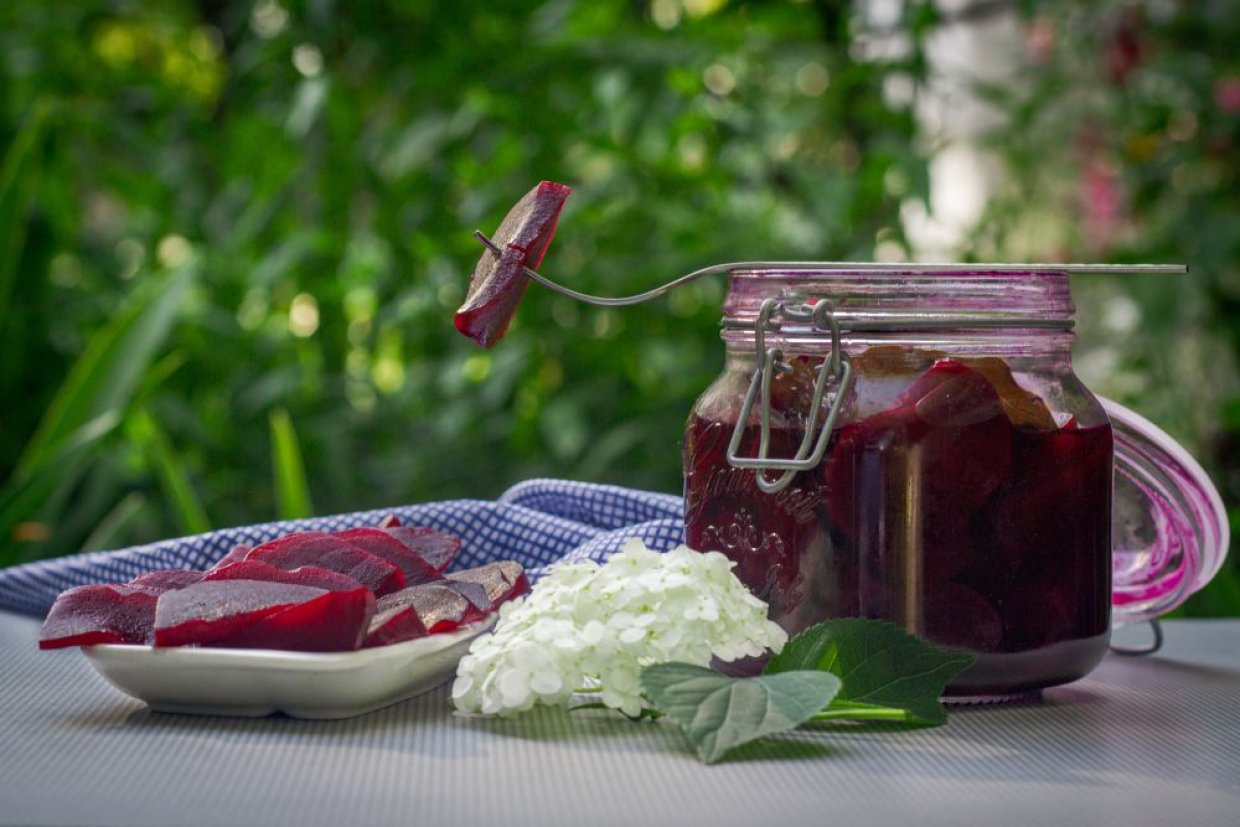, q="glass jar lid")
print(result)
[1105,398,1230,624]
